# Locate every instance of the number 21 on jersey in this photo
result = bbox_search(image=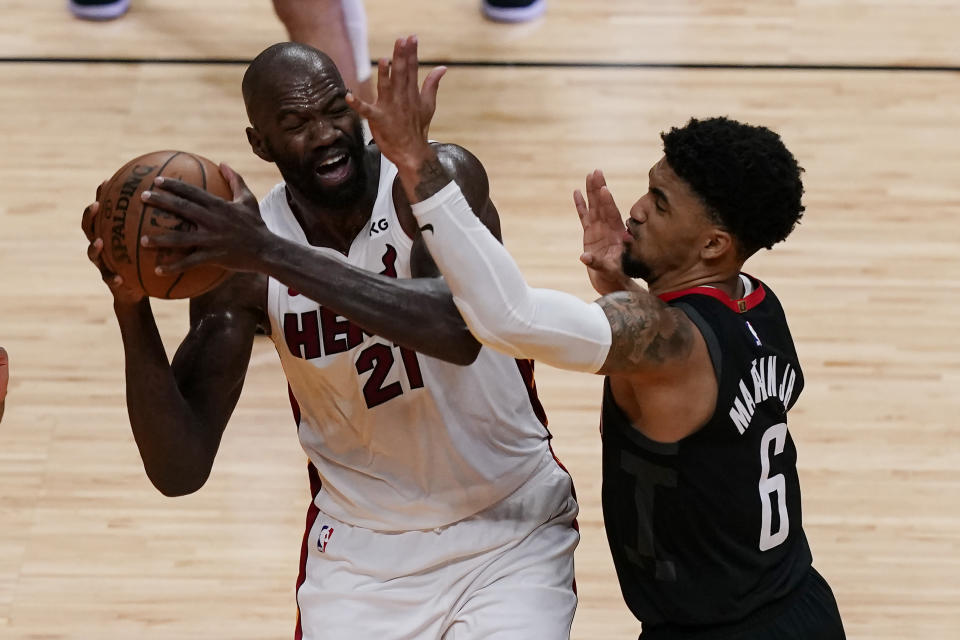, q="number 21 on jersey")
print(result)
[356,343,425,409]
